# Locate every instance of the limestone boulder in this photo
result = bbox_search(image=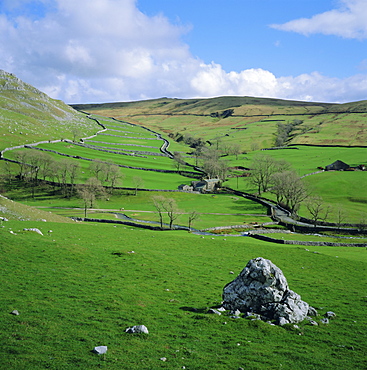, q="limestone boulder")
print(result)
[222,257,310,325]
[125,324,149,334]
